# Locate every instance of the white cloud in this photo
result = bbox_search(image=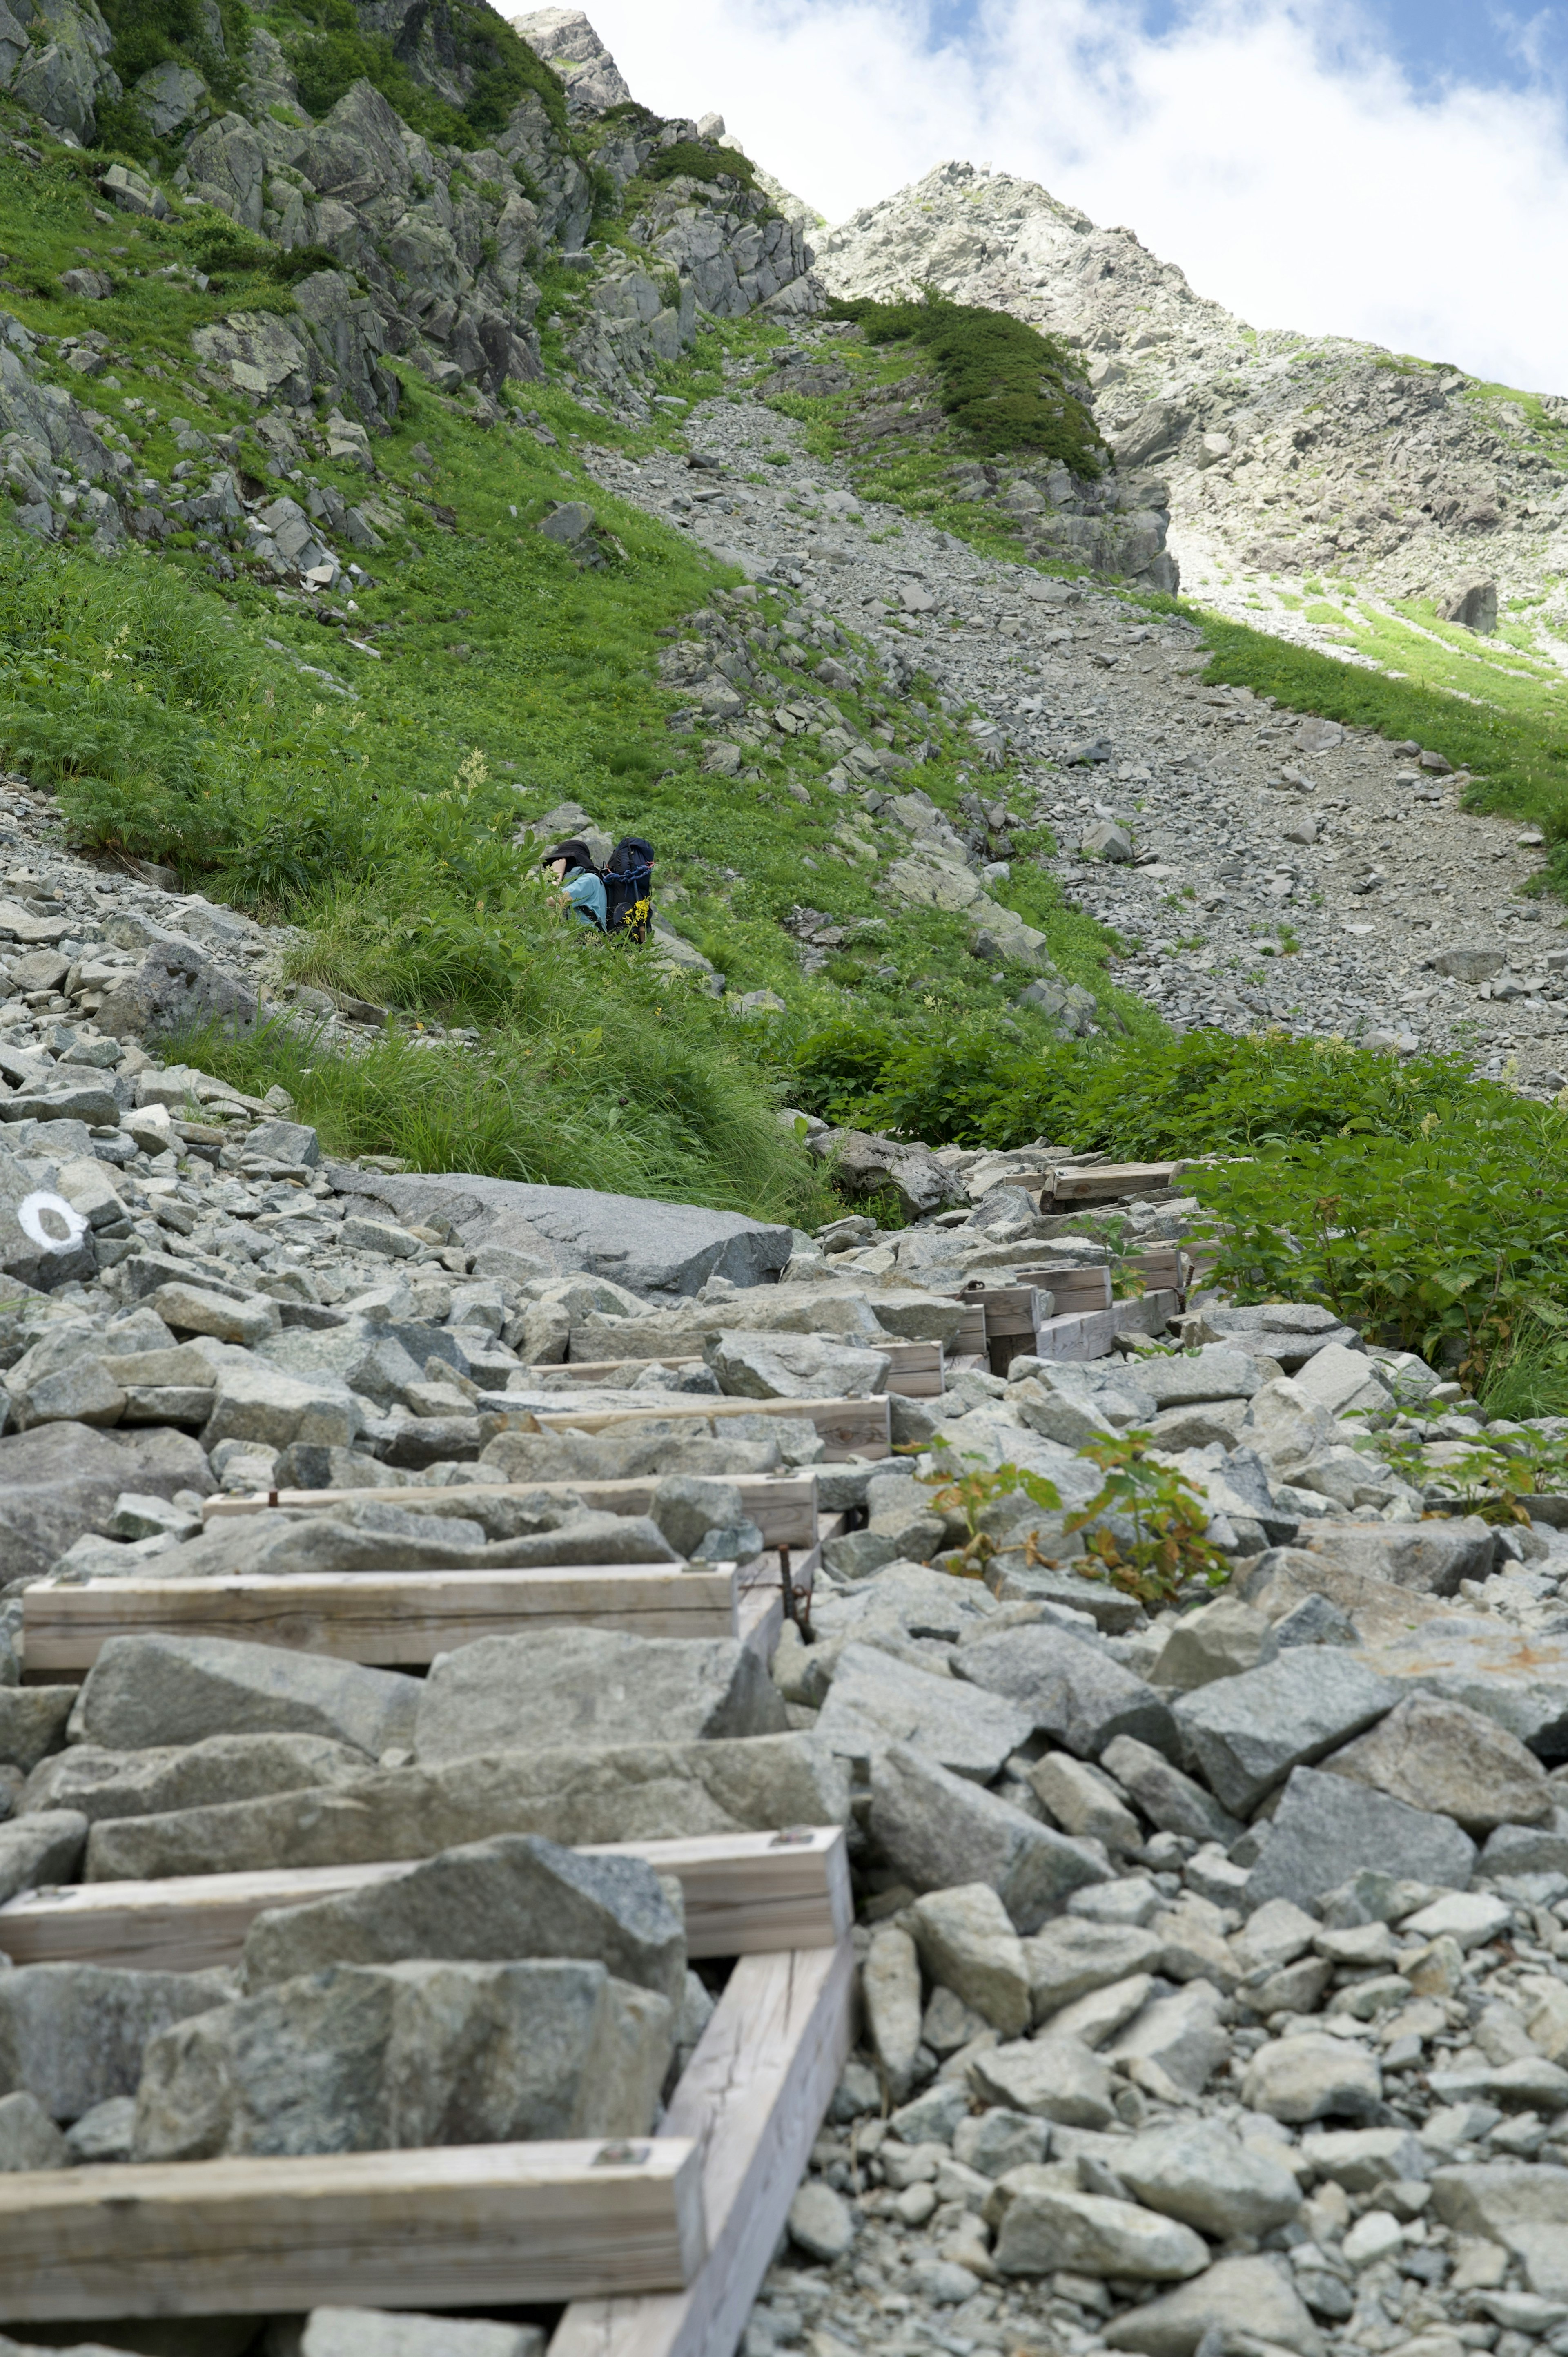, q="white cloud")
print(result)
[572,0,1568,392]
